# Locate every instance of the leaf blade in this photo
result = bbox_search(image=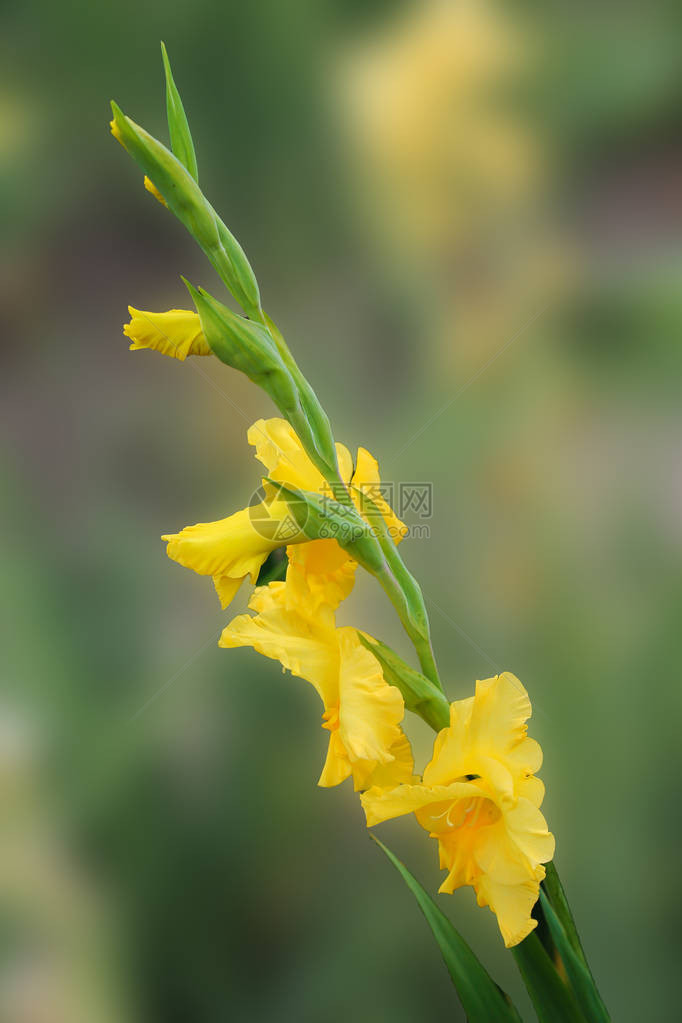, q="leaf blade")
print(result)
[512,931,586,1023]
[371,835,522,1023]
[160,41,199,181]
[539,892,610,1023]
[543,861,588,966]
